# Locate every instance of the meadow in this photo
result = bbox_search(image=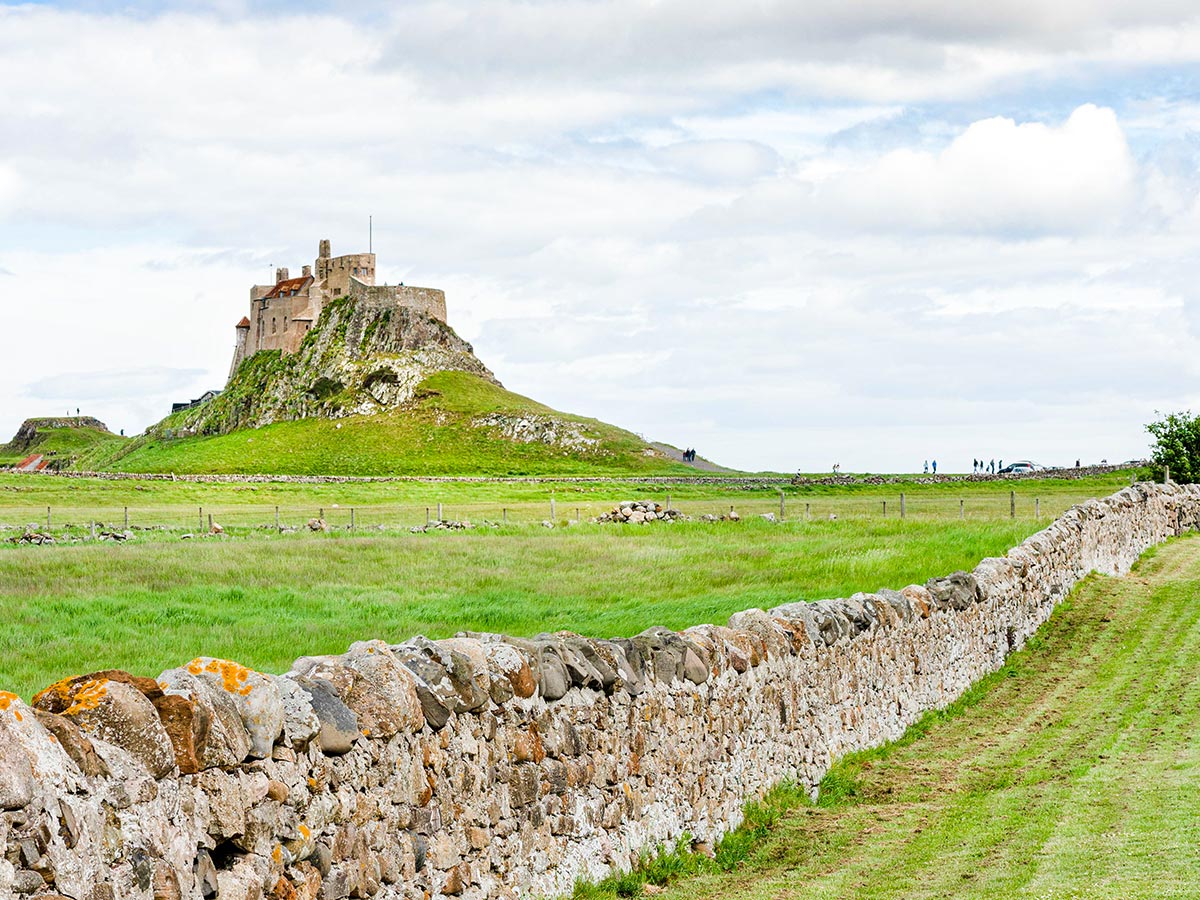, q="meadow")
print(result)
[0,470,1141,699]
